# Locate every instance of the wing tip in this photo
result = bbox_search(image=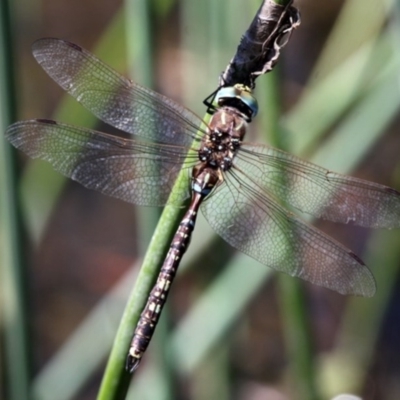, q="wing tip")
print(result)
[384,186,400,196]
[348,251,365,266]
[346,251,377,297]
